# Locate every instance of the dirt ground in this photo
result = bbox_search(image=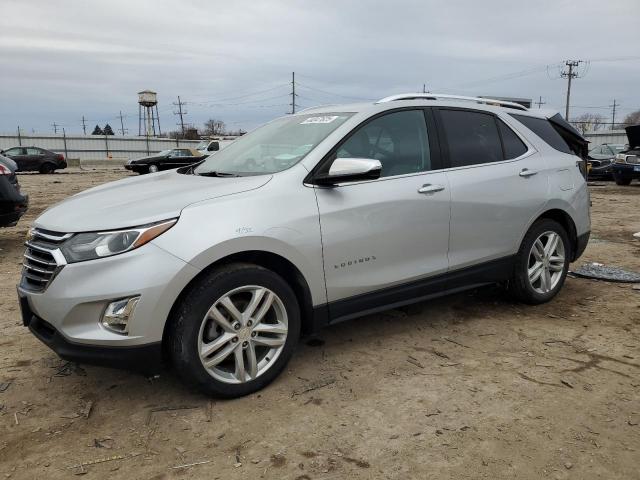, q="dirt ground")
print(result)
[0,169,639,480]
